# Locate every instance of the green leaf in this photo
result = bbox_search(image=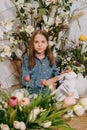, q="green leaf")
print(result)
[24,0,31,2]
[0,110,5,123]
[38,8,46,16]
[35,108,51,124]
[10,107,17,125]
[20,7,25,13]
